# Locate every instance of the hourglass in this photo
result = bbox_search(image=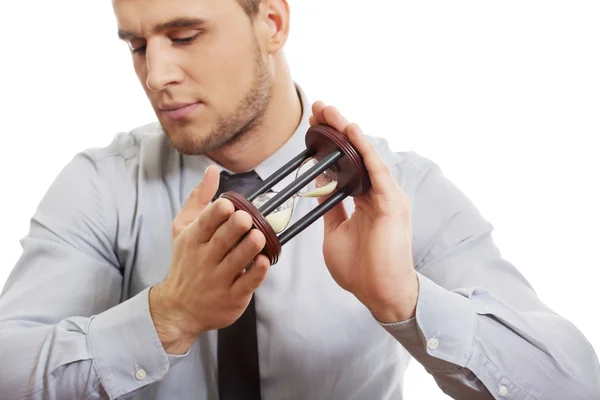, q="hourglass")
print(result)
[219,124,371,265]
